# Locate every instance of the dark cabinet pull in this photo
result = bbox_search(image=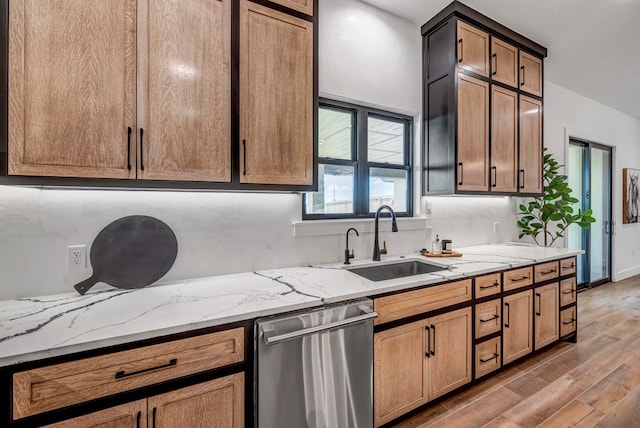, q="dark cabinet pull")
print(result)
[127,127,132,171]
[139,128,145,171]
[152,407,157,428]
[242,139,247,176]
[480,314,499,323]
[458,162,464,185]
[535,293,541,316]
[425,325,430,358]
[520,65,525,86]
[519,169,525,189]
[504,302,510,328]
[492,166,497,187]
[458,39,463,63]
[562,289,577,295]
[480,353,499,363]
[479,281,499,290]
[540,269,557,275]
[562,318,577,325]
[430,324,436,356]
[136,411,141,428]
[510,275,529,282]
[115,358,177,379]
[492,53,497,75]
